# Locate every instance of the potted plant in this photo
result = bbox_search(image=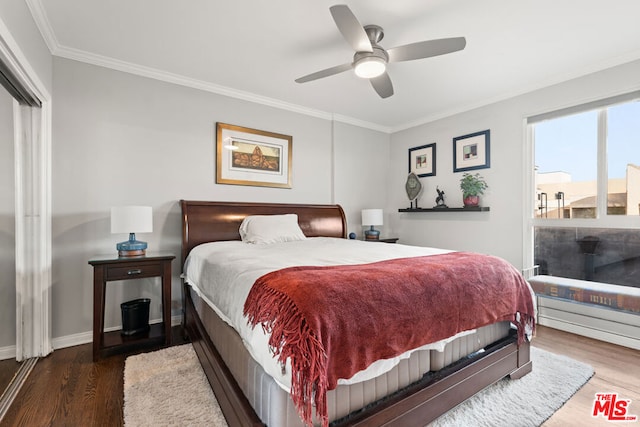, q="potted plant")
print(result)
[460,172,488,207]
